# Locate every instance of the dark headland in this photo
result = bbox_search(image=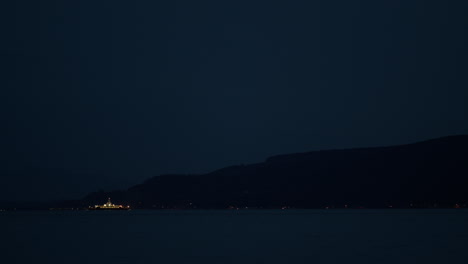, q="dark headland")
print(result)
[4,135,468,210]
